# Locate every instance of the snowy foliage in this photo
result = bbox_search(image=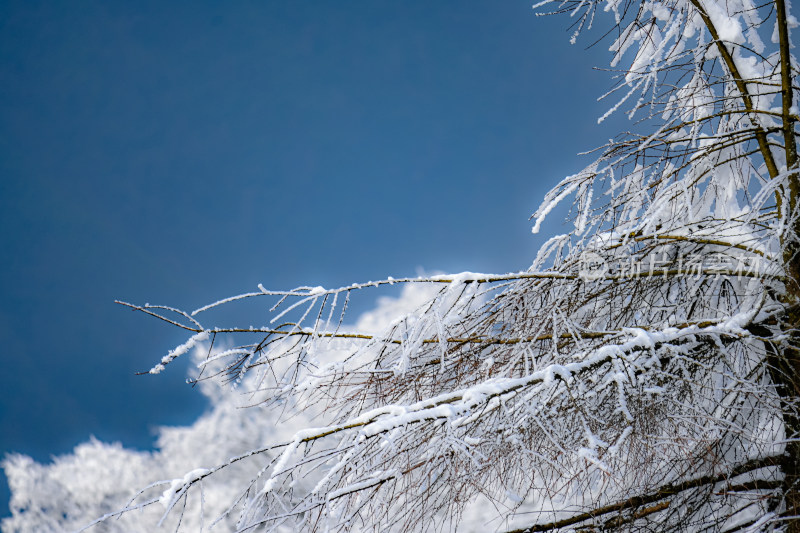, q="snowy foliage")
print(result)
[5,0,800,531]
